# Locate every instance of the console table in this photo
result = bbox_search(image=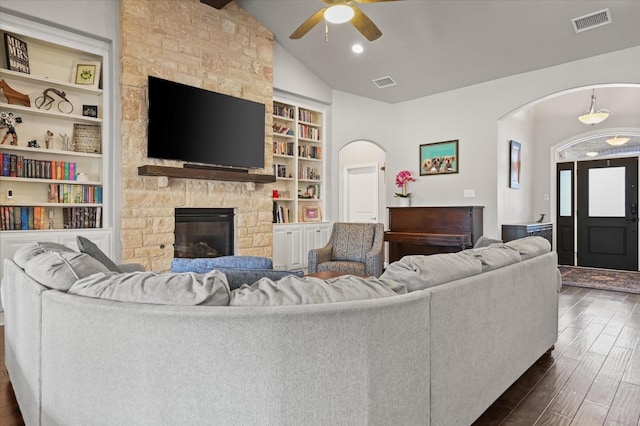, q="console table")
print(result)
[384,206,484,262]
[502,222,553,244]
